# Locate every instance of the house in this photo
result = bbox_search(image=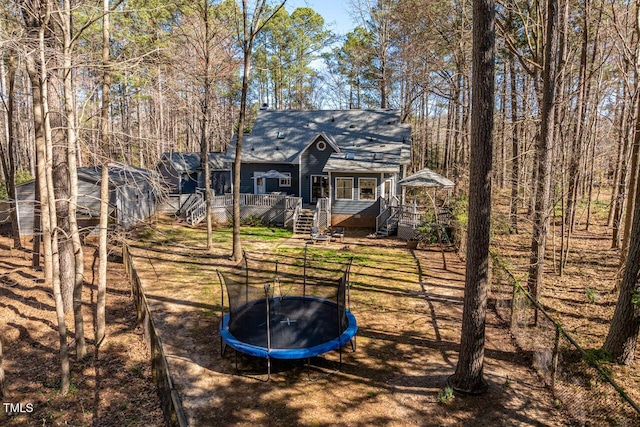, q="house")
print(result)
[156,152,231,196]
[226,109,412,228]
[14,163,157,237]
